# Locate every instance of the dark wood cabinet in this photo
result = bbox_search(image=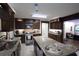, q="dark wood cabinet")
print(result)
[15,18,40,29]
[48,33,63,43]
[1,16,14,31]
[15,18,33,29]
[0,3,15,32]
[15,19,25,29]
[33,20,40,29]
[50,18,63,29]
[49,18,63,43]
